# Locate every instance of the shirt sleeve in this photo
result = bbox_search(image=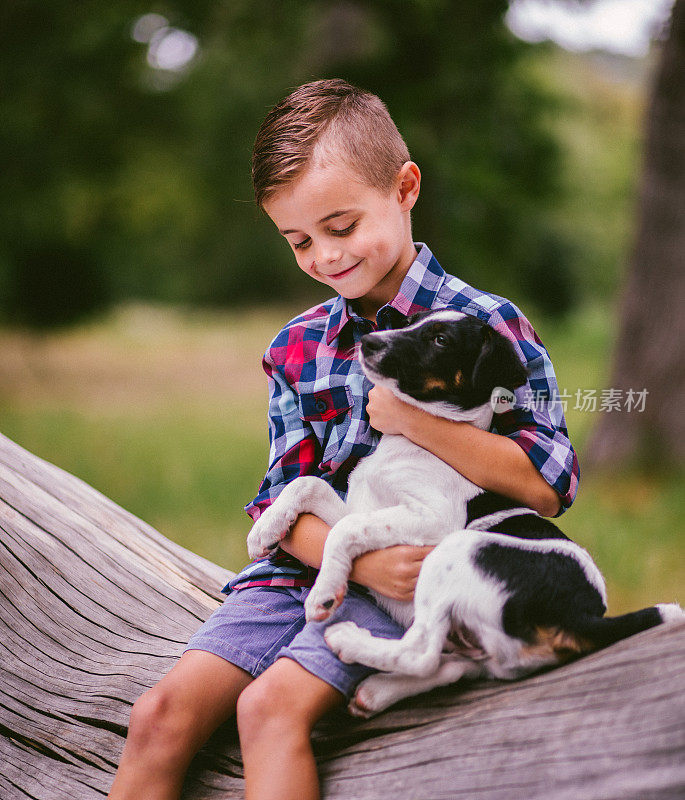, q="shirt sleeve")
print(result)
[243,347,323,522]
[487,302,580,515]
